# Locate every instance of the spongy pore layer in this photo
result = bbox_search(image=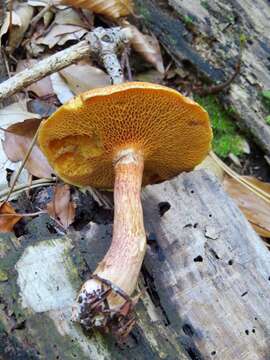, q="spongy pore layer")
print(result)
[38,82,213,188]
